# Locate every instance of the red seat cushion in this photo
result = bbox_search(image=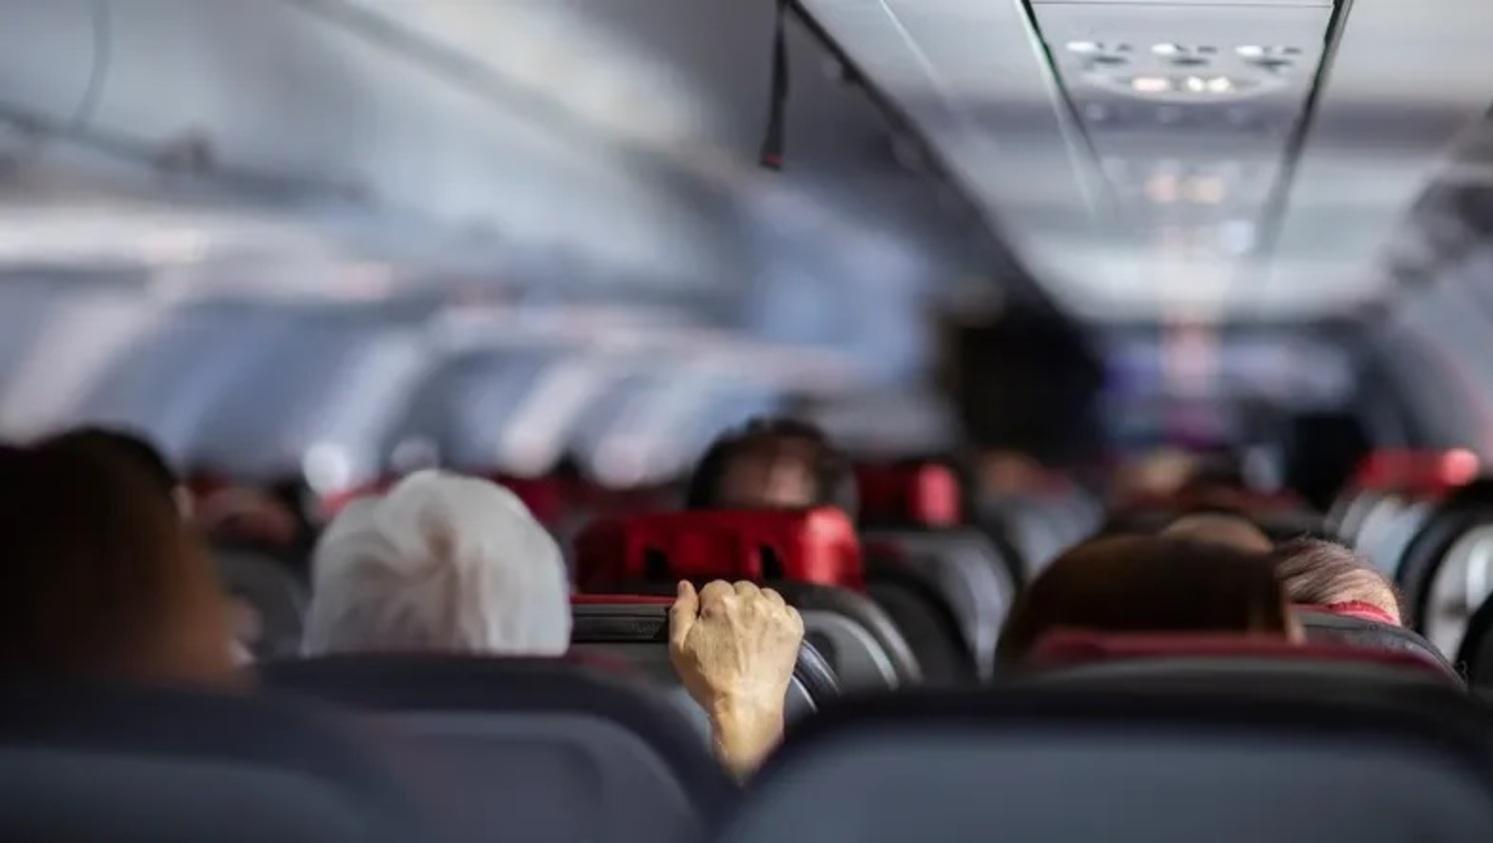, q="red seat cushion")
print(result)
[575,508,863,592]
